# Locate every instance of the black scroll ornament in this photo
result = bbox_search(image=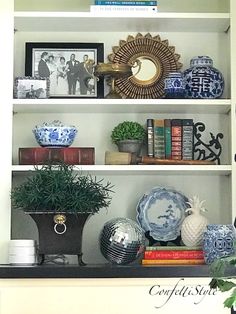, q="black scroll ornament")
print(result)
[193,122,223,165]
